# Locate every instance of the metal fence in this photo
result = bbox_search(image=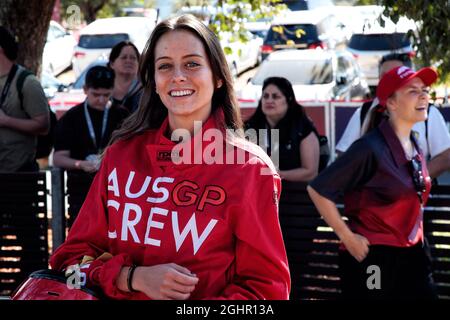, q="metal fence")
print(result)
[280,181,450,300]
[2,169,450,299]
